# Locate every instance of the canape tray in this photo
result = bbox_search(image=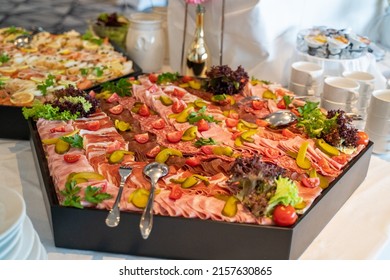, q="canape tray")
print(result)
[28,119,373,259]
